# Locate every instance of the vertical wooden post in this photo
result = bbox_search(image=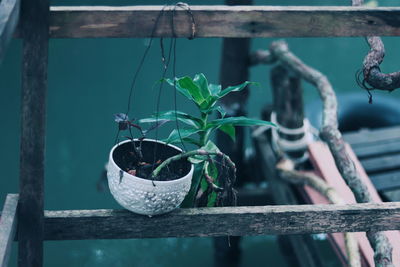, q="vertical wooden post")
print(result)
[217,0,252,183]
[214,1,252,266]
[271,64,306,160]
[18,0,49,266]
[256,65,322,267]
